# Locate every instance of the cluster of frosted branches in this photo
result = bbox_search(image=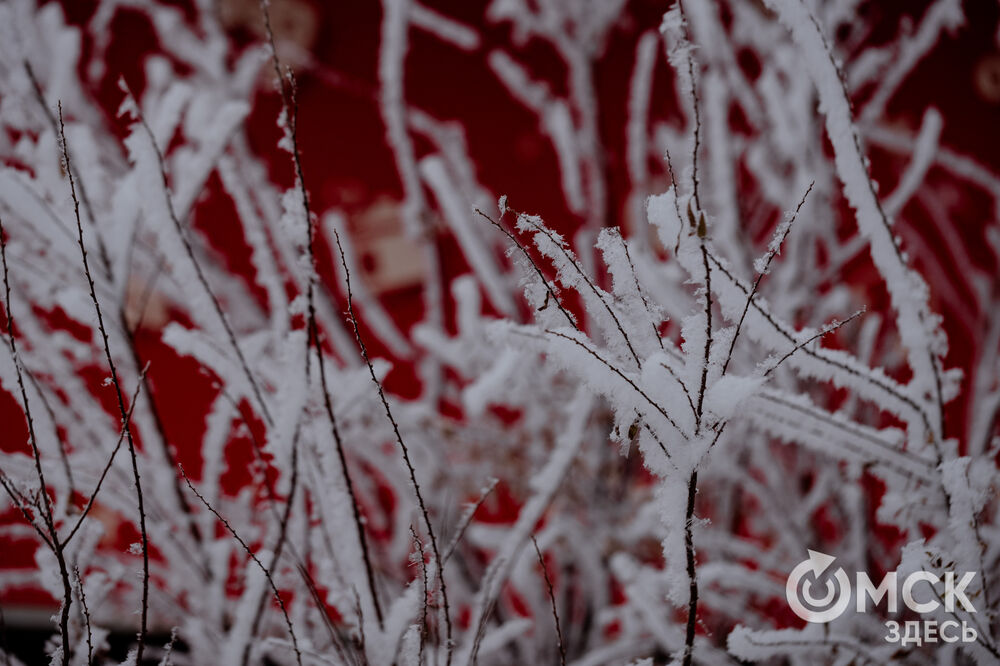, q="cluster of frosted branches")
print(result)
[0,0,998,664]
